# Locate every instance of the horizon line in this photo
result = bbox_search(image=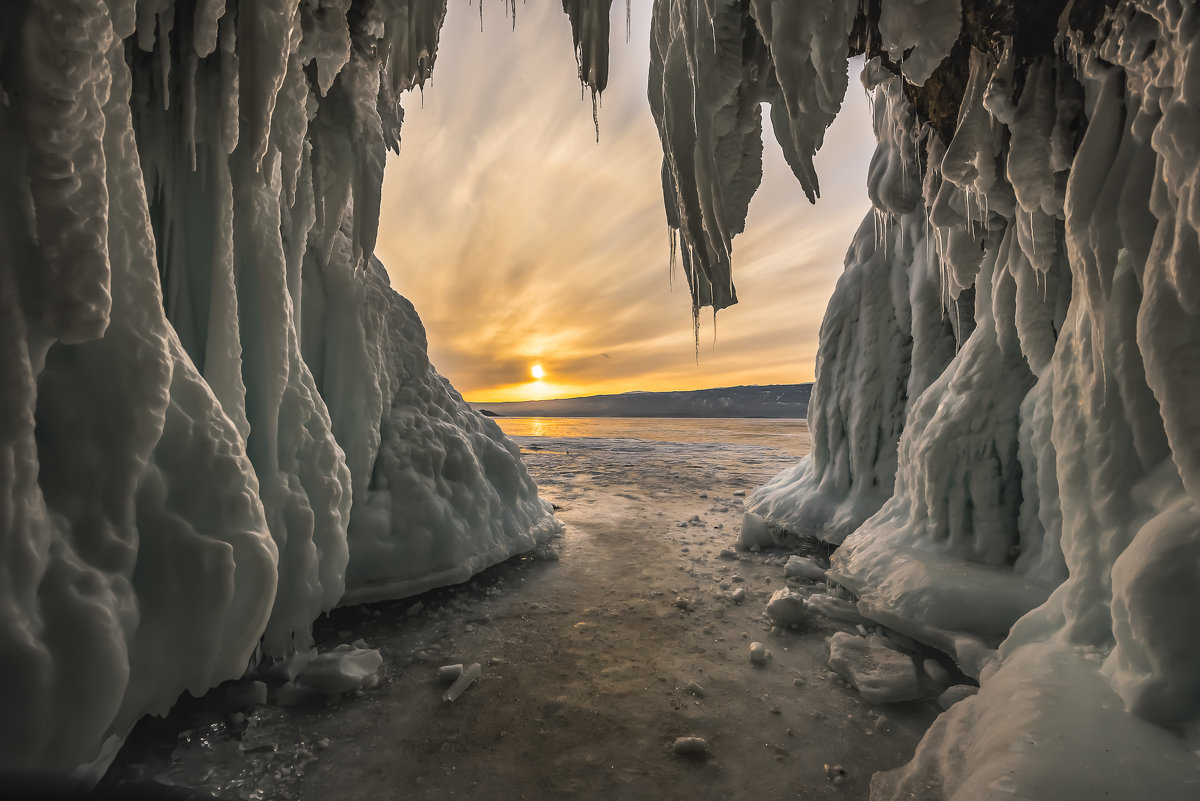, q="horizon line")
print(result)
[466,381,812,406]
